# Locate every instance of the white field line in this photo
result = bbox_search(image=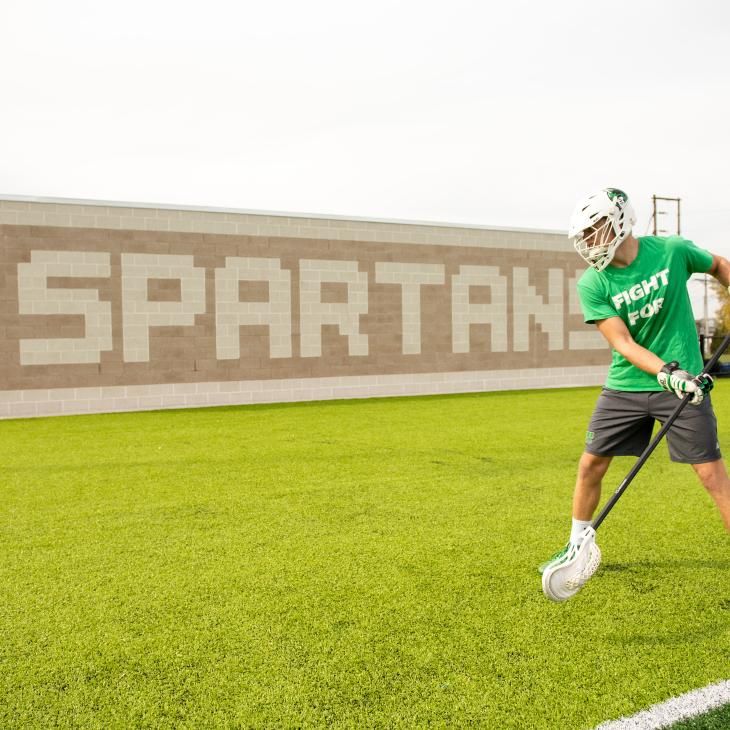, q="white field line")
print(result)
[595,680,730,729]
